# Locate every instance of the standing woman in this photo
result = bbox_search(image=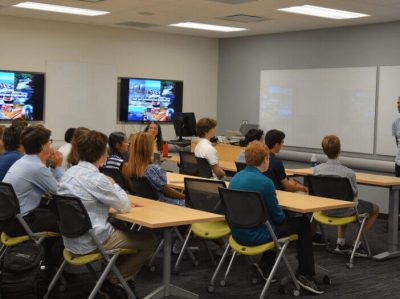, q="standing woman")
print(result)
[144,122,164,154]
[123,132,185,206]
